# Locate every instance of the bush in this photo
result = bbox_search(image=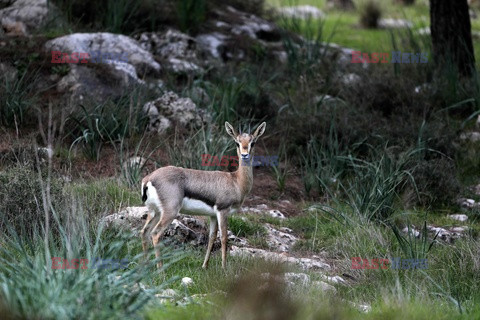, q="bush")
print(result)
[359,0,382,29]
[410,158,462,207]
[0,205,183,319]
[0,165,65,239]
